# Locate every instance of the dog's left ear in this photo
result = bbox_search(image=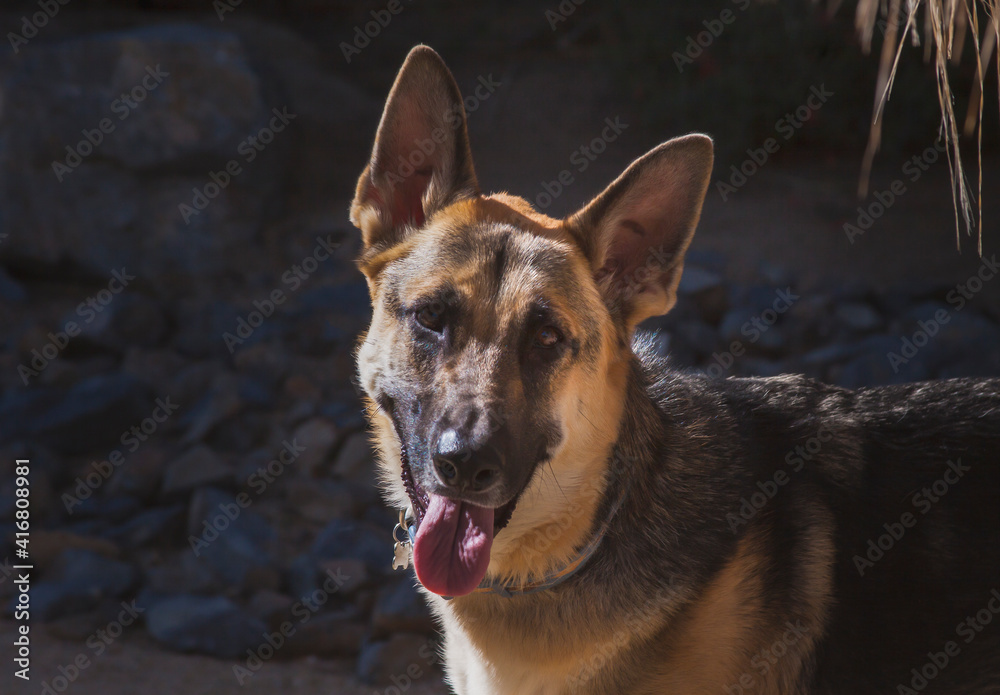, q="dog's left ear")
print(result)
[351,45,479,263]
[566,134,713,329]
